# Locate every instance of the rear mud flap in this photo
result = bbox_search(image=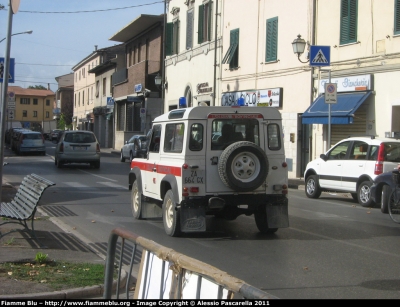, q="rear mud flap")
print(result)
[141,199,163,219]
[266,202,289,229]
[180,206,206,232]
